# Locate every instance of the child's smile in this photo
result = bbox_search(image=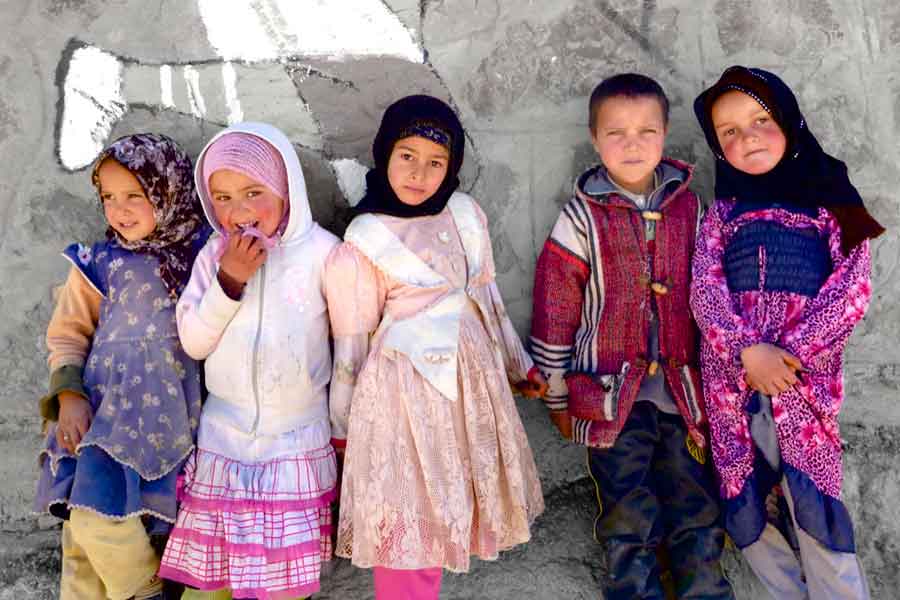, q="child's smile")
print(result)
[97,159,157,242]
[208,169,286,237]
